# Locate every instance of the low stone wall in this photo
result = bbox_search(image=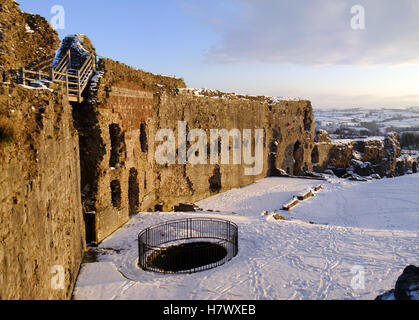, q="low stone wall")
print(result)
[0,85,85,299]
[313,130,417,178]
